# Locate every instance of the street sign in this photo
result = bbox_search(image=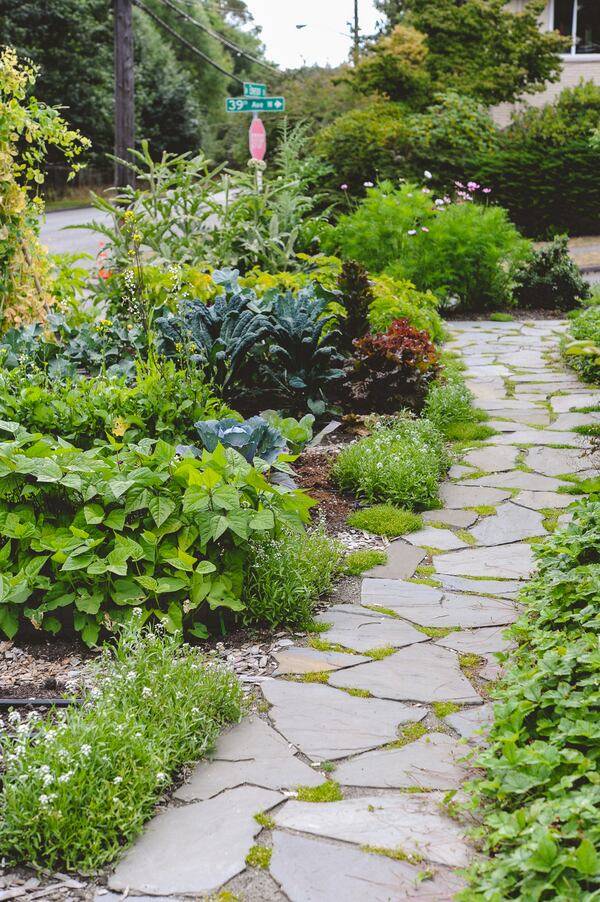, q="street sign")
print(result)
[249,116,267,161]
[244,82,267,98]
[226,97,286,113]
